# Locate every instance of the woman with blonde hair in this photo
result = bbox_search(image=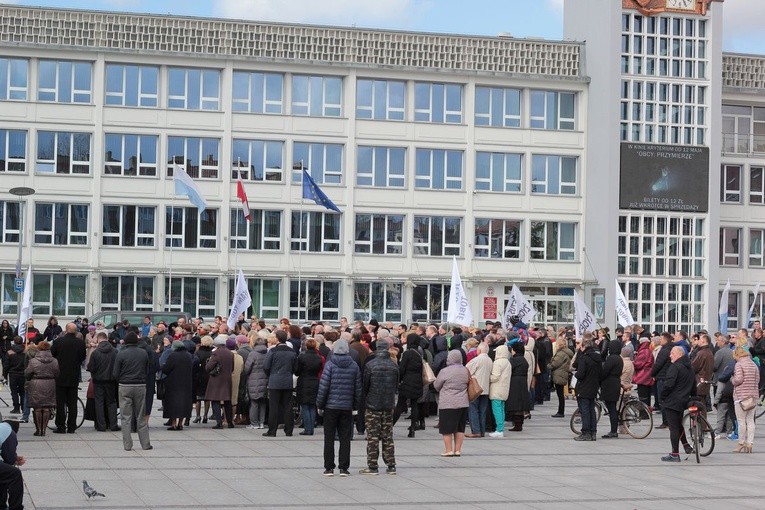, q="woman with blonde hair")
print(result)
[731,346,760,453]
